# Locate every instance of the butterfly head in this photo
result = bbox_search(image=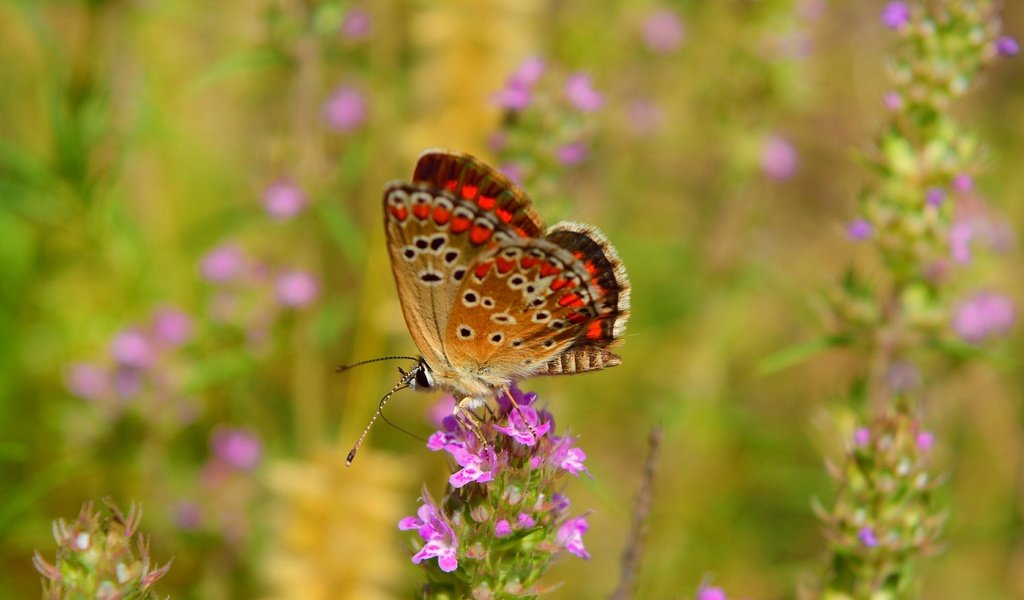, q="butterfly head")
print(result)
[406,359,435,391]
